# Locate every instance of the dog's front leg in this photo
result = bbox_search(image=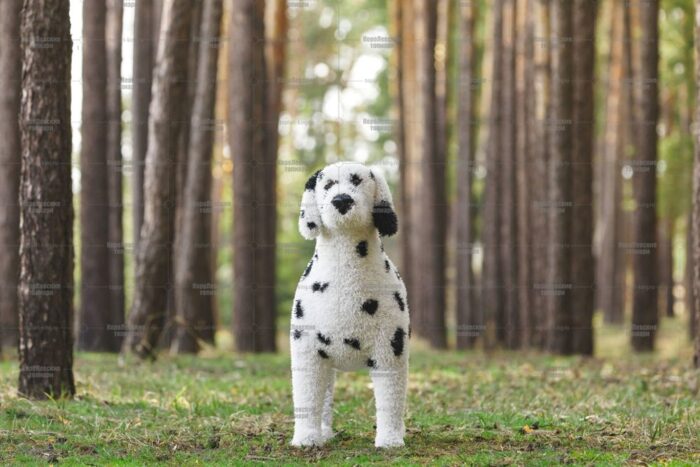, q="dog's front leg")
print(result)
[371,362,408,448]
[291,355,333,447]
